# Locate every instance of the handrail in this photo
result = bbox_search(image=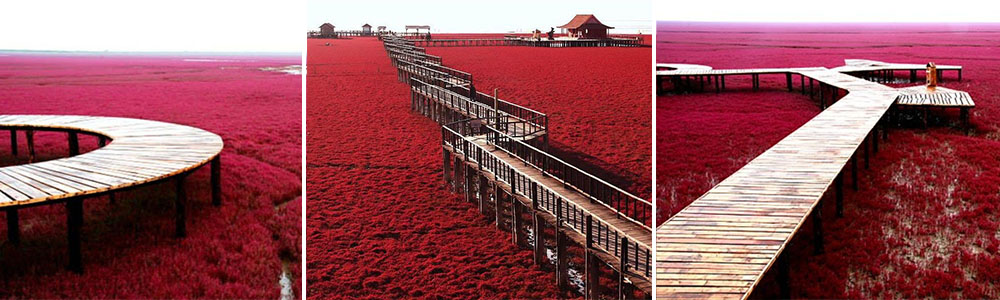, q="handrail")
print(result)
[481,122,651,229]
[441,121,651,278]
